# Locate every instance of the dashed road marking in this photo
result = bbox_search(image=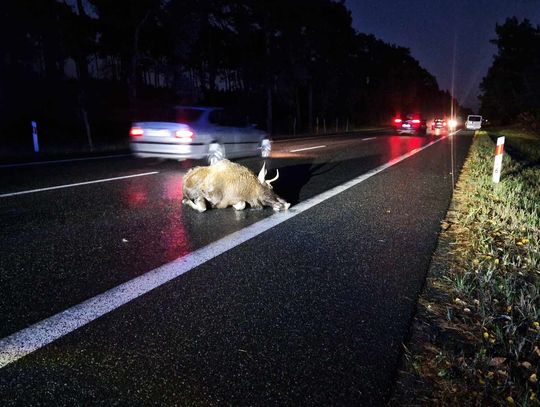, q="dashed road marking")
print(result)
[0,154,131,169]
[0,172,159,198]
[290,145,327,152]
